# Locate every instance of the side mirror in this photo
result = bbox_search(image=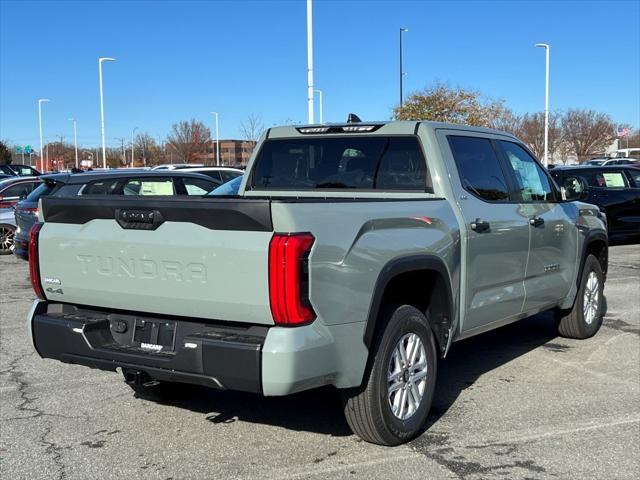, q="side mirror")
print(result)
[561,176,589,202]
